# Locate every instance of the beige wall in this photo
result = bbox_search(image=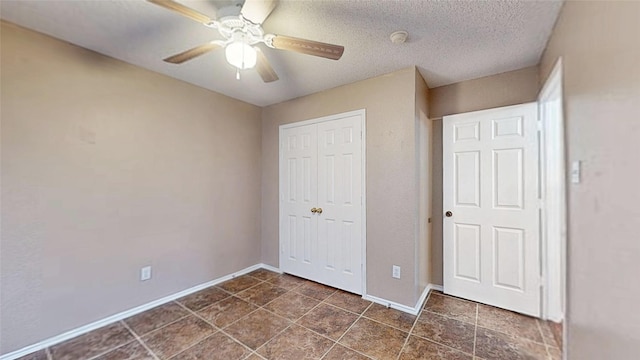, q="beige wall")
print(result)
[415,71,431,296]
[428,67,539,285]
[261,67,425,306]
[429,66,539,119]
[0,22,262,354]
[540,2,640,358]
